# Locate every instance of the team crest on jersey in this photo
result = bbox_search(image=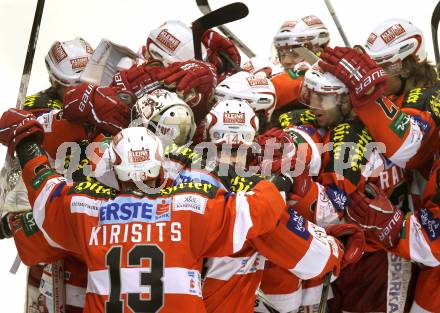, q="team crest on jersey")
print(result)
[99,196,171,224]
[287,208,310,240]
[128,150,150,163]
[156,29,181,52]
[223,112,245,124]
[417,208,440,241]
[380,24,406,44]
